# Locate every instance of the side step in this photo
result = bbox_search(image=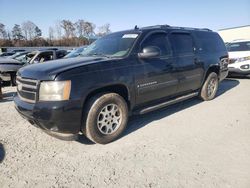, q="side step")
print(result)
[139,92,199,114]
